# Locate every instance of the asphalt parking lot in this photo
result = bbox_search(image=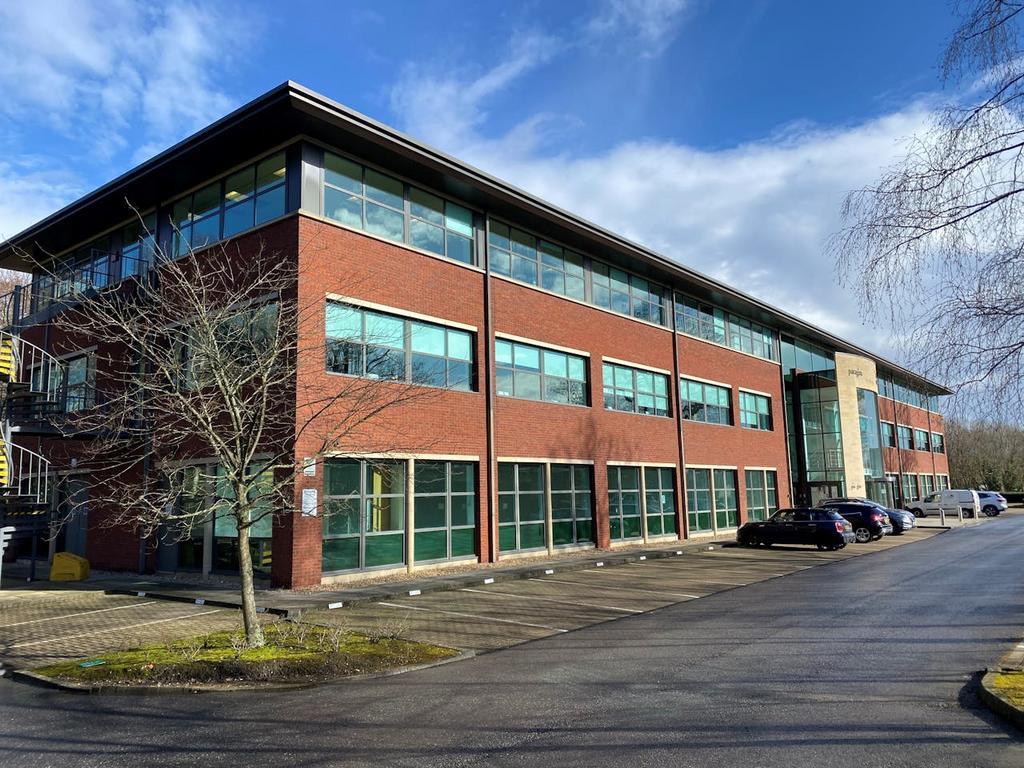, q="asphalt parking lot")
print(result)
[304,527,941,651]
[0,588,271,669]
